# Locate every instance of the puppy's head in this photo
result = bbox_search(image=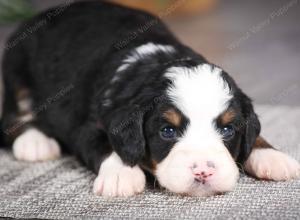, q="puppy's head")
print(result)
[107,64,260,196]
